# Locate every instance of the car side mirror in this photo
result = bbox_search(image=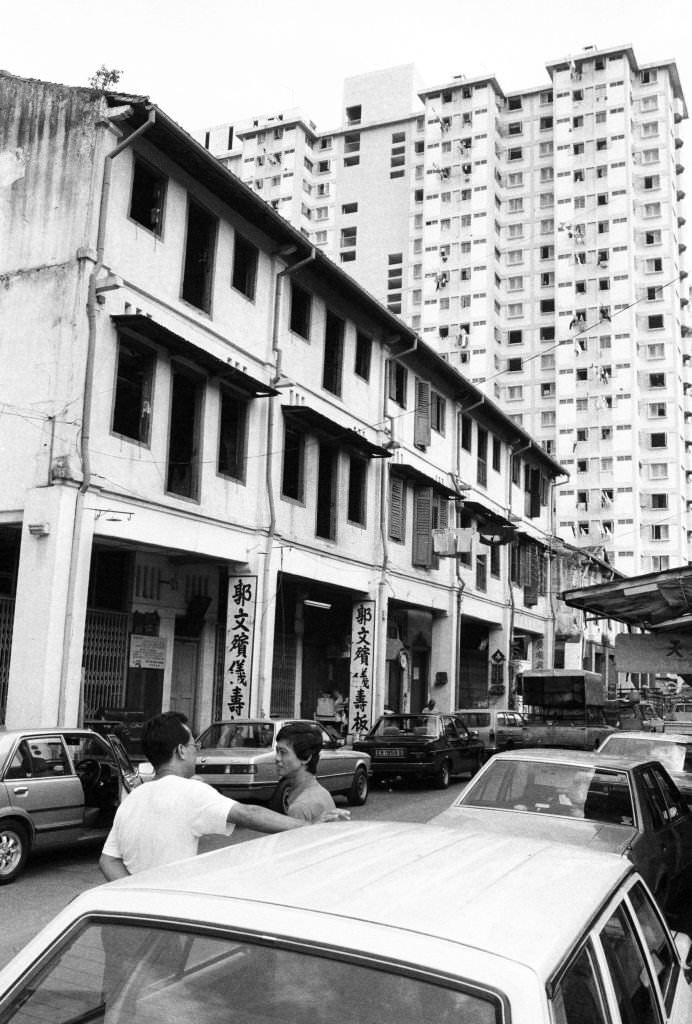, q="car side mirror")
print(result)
[468,729,479,740]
